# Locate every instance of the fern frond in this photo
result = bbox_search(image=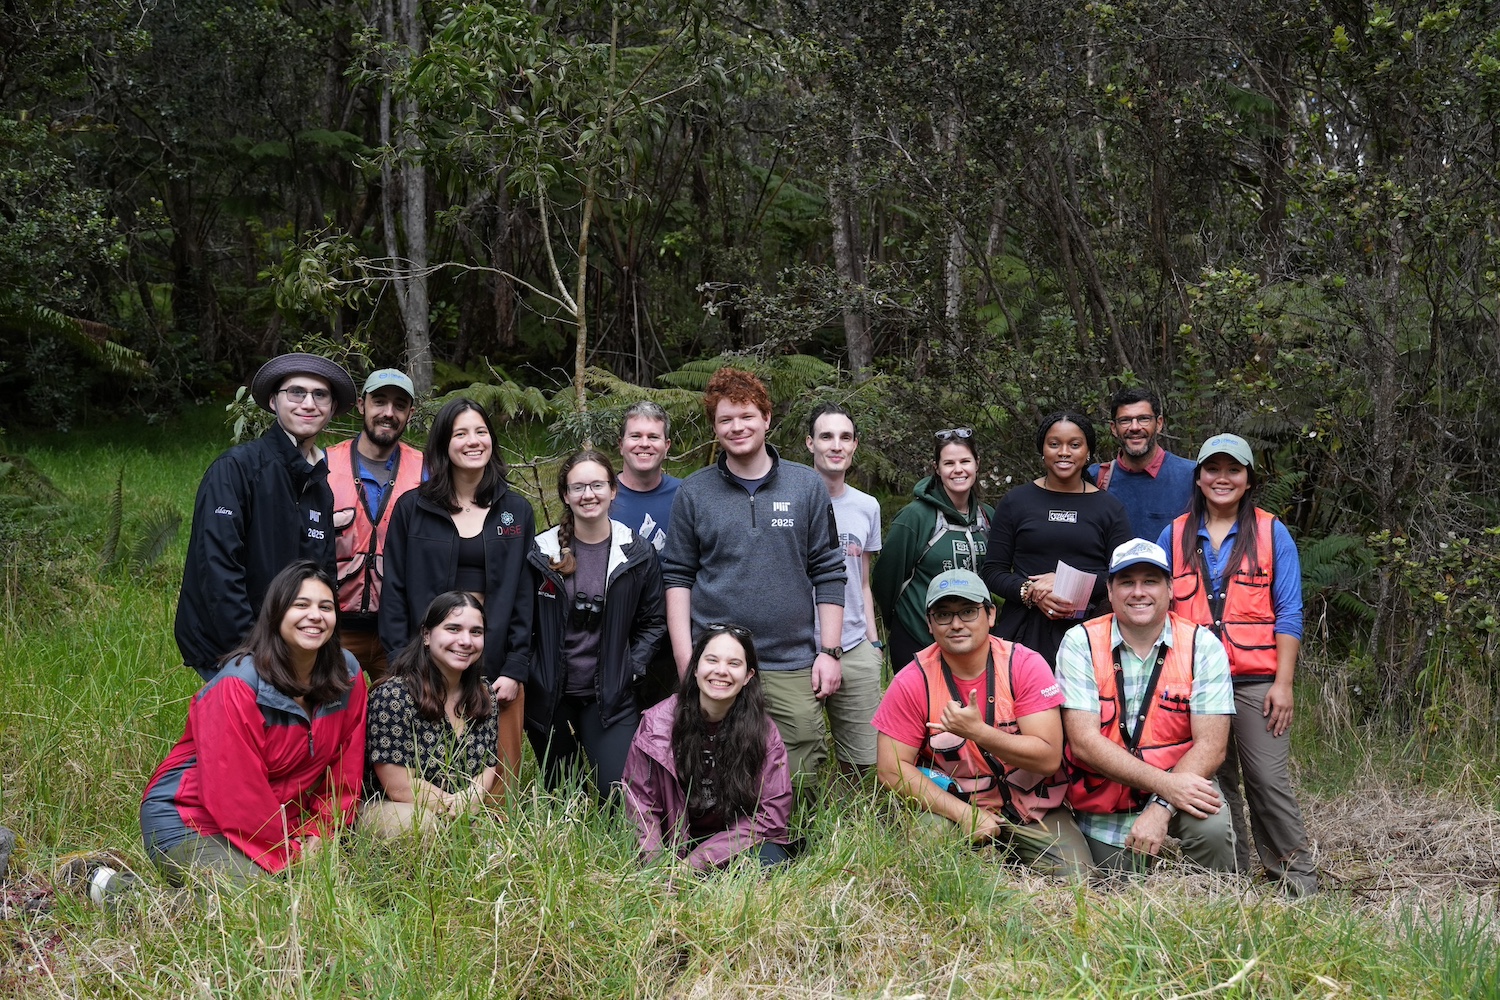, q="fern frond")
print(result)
[100,467,124,569]
[1256,470,1306,516]
[131,509,182,568]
